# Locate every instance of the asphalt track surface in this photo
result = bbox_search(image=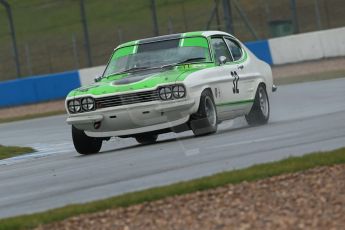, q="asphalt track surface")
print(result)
[0,78,345,218]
